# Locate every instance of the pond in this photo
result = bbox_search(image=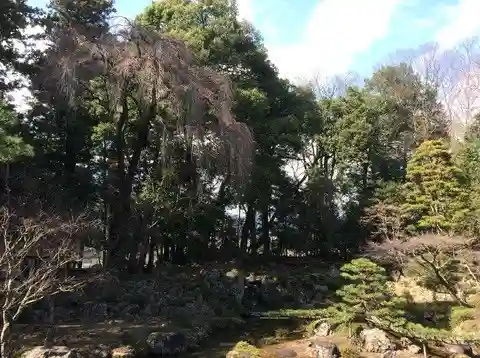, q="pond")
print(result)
[180,318,305,358]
